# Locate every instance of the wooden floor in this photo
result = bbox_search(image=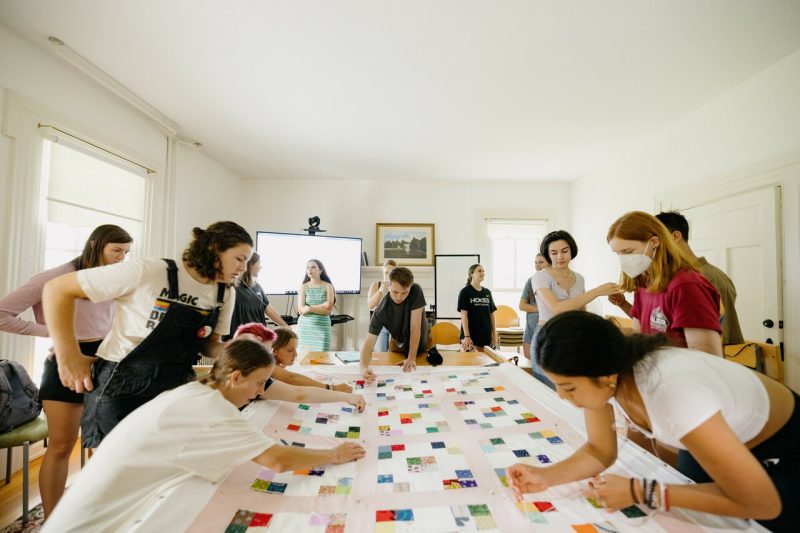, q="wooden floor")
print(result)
[0,442,83,528]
